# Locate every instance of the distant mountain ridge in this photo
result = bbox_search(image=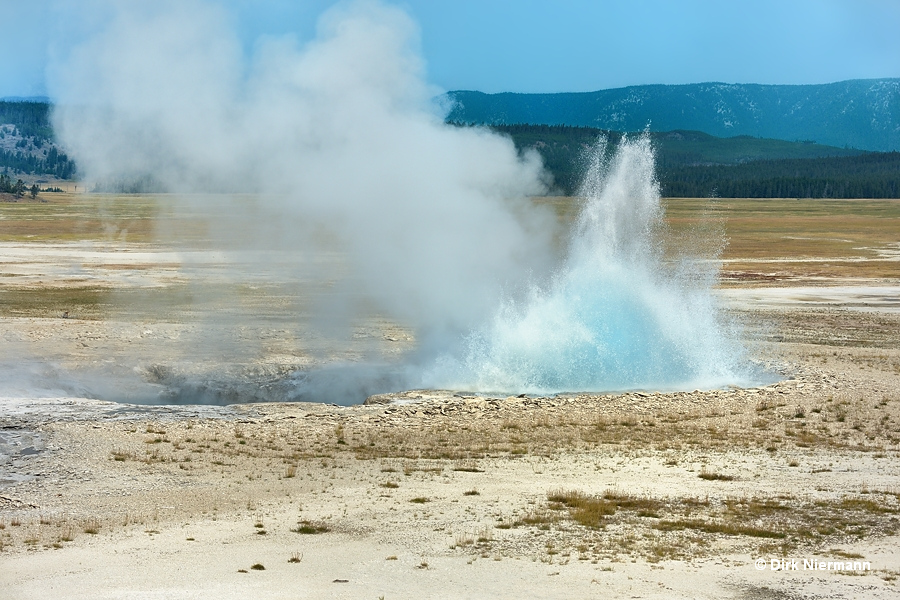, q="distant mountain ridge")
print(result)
[0,96,51,103]
[445,79,900,152]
